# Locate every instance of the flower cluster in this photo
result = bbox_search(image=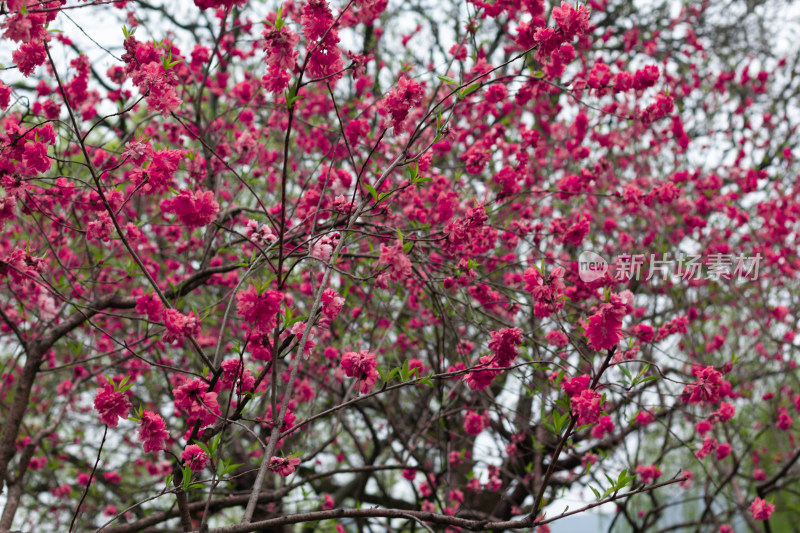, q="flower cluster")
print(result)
[340,350,379,393]
[236,285,284,334]
[93,383,132,427]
